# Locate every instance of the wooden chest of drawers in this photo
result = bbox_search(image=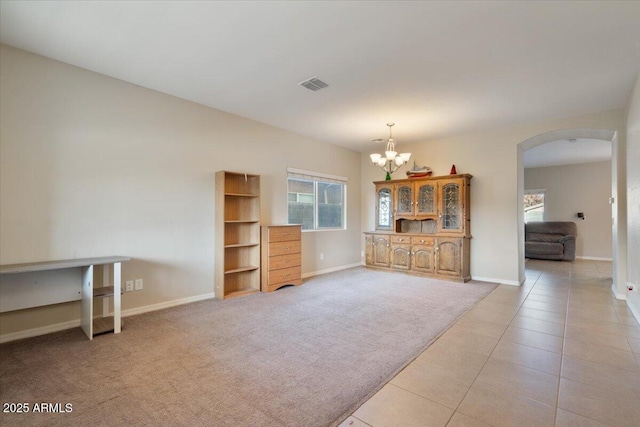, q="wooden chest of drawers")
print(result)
[261,225,302,292]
